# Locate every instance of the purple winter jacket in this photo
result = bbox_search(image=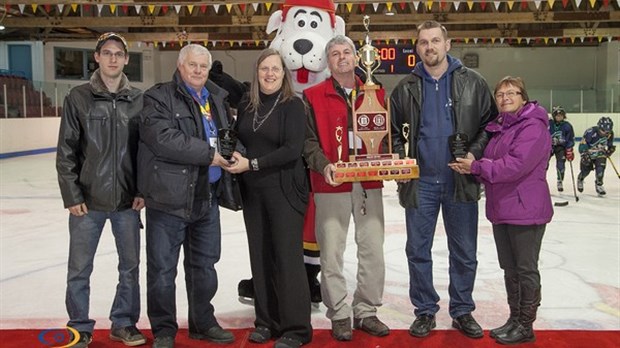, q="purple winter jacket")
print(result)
[470,101,553,225]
